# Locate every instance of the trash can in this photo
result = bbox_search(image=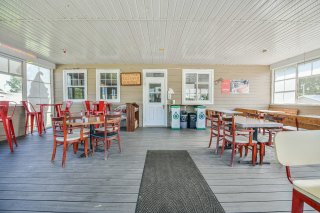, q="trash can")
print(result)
[188,113,197,129]
[180,110,187,129]
[195,105,206,130]
[170,105,180,129]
